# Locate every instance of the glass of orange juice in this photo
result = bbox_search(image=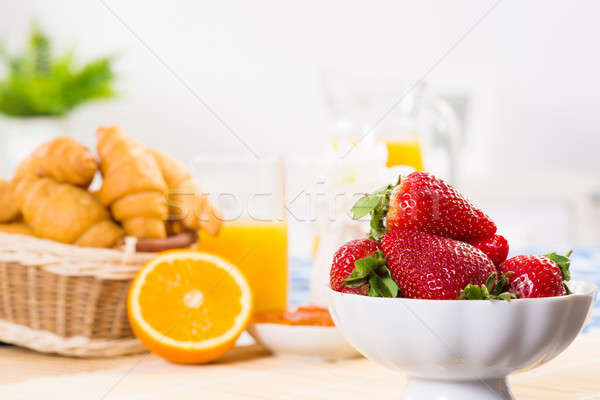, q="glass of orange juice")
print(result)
[191,156,288,315]
[382,135,424,171]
